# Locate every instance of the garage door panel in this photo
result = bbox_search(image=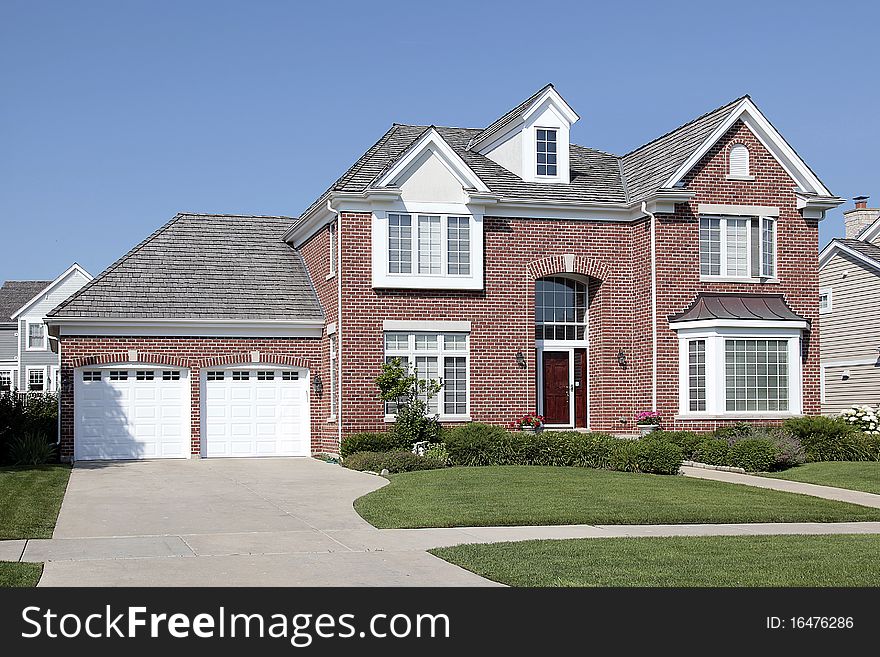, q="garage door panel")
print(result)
[203,368,309,457]
[74,368,190,461]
